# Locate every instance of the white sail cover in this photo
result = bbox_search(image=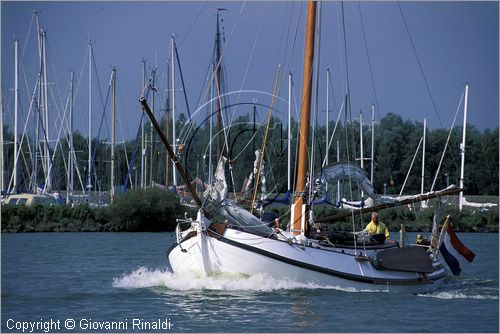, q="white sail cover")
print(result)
[244,149,267,197]
[318,163,396,205]
[204,157,228,202]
